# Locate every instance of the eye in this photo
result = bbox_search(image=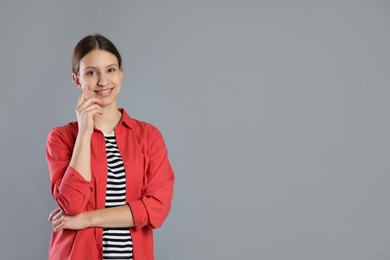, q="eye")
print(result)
[86,70,97,76]
[107,67,116,73]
